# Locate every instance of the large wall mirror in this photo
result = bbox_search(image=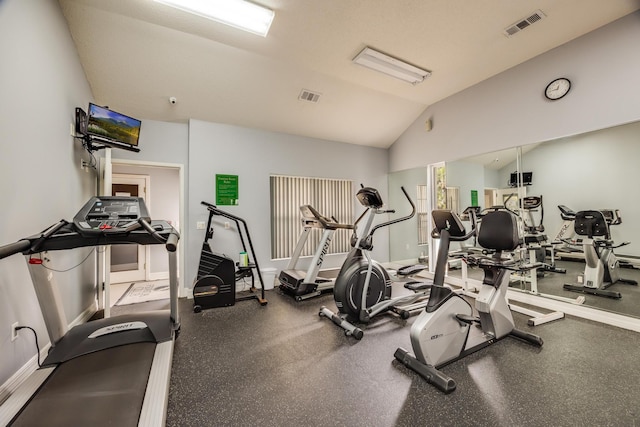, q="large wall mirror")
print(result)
[389,119,640,320]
